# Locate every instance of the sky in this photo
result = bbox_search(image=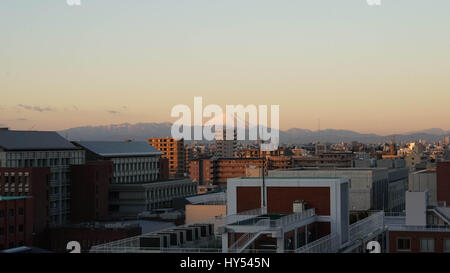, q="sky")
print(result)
[1,0,450,134]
